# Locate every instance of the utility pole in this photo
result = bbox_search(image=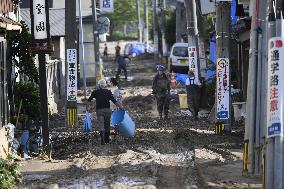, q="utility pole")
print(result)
[215,1,231,132]
[195,0,207,80]
[184,0,195,47]
[136,0,142,42]
[91,0,100,84]
[143,0,149,49]
[78,0,87,99]
[273,0,283,188]
[161,0,168,59]
[266,0,276,187]
[30,0,51,152]
[65,0,78,127]
[176,2,182,42]
[153,0,159,62]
